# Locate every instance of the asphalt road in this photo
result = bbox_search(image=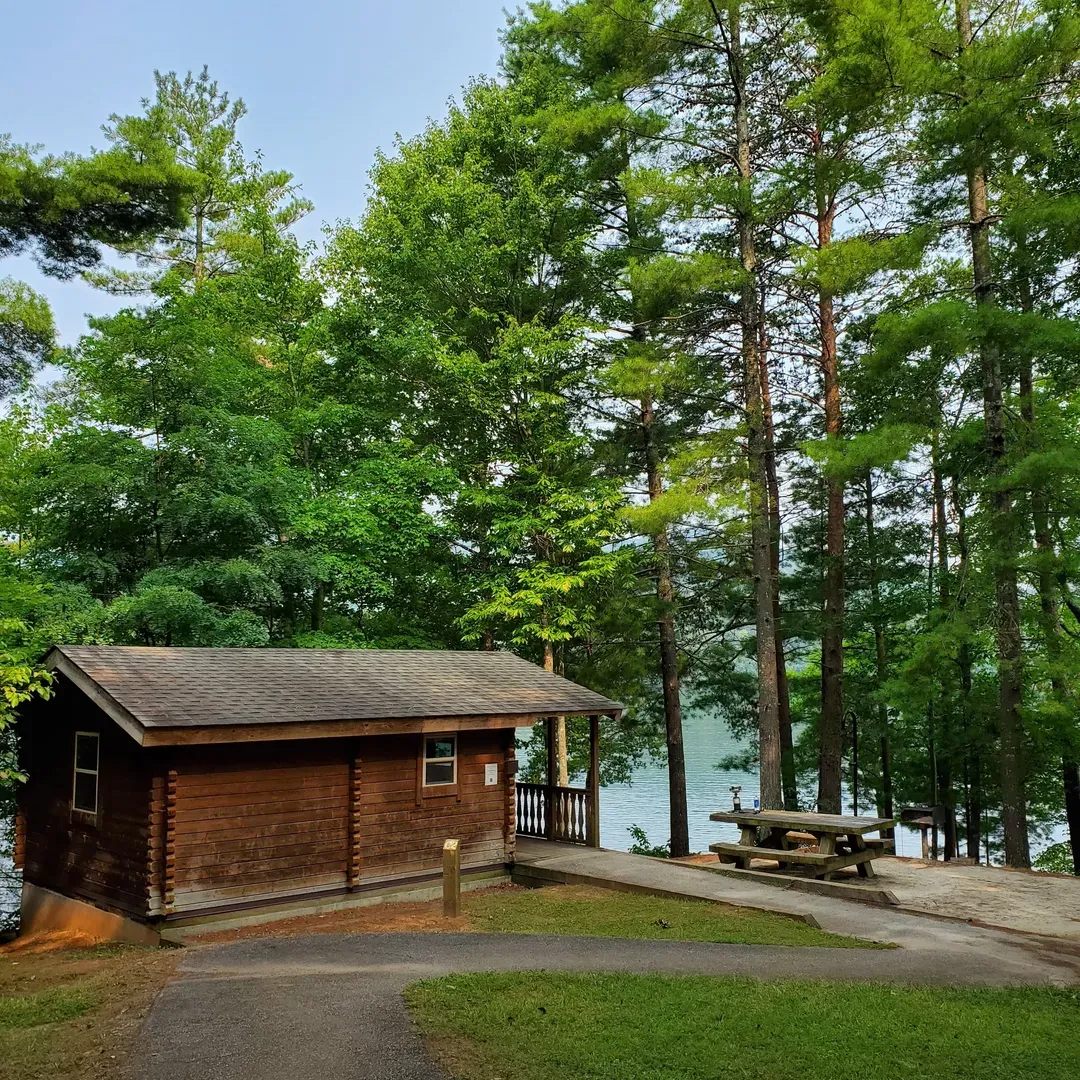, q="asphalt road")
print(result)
[127,931,1080,1080]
